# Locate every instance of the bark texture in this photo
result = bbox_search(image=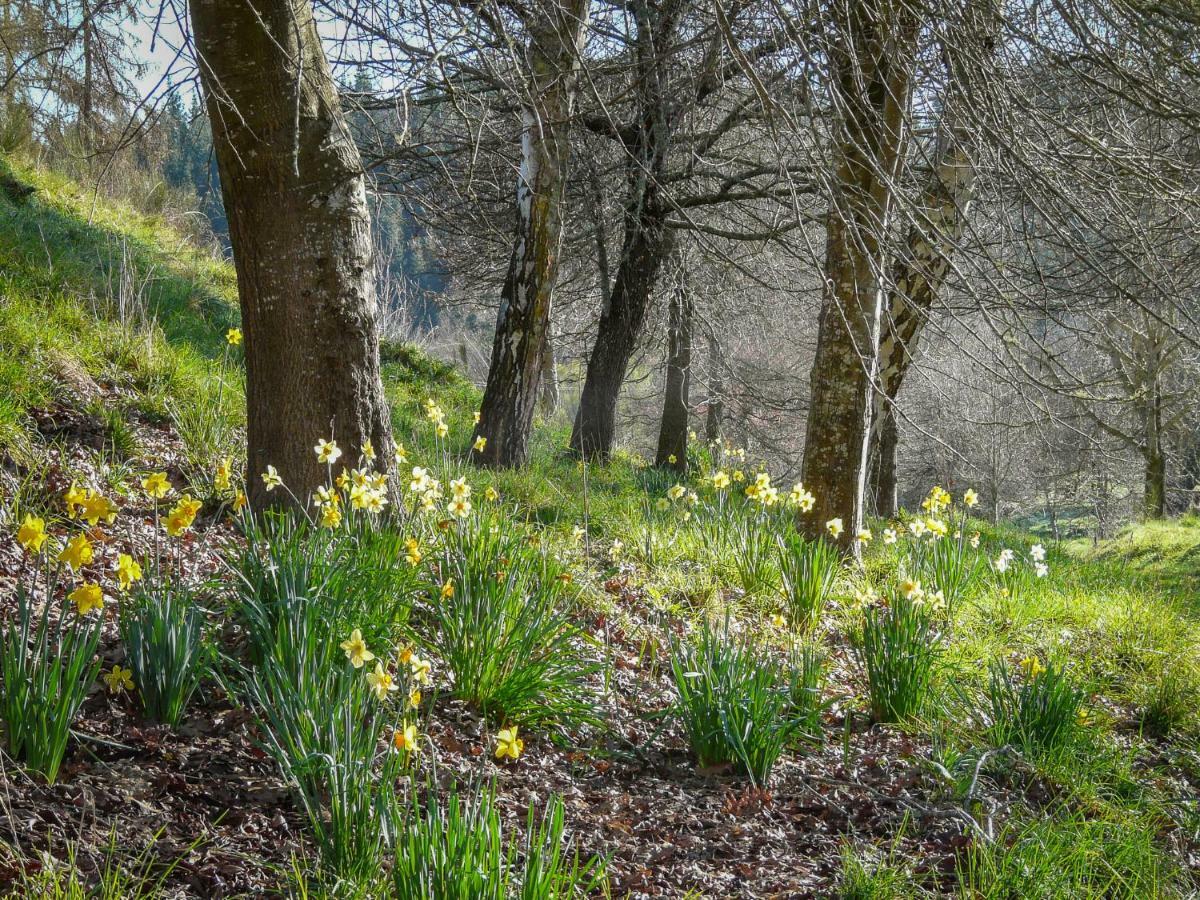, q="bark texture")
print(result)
[190,0,394,510]
[655,255,693,472]
[474,0,590,468]
[867,0,997,517]
[800,0,921,552]
[704,331,724,445]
